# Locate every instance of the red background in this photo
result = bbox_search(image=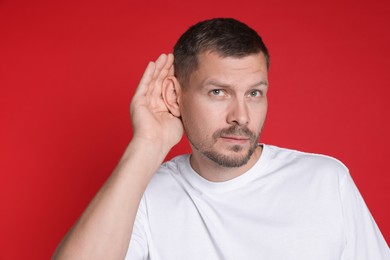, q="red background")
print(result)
[1,0,389,258]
